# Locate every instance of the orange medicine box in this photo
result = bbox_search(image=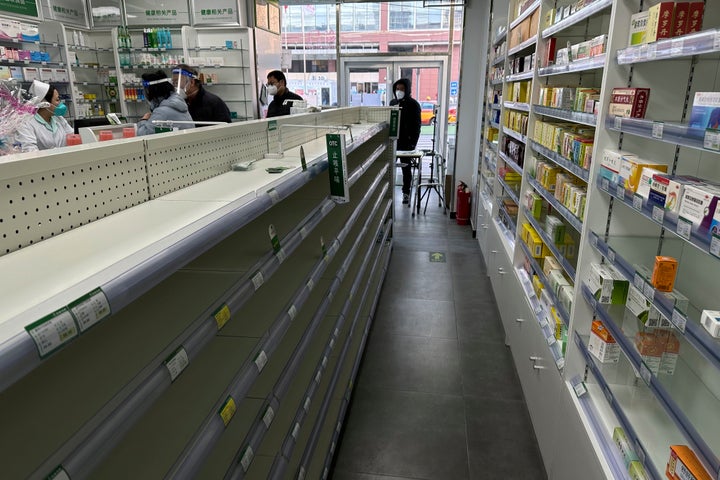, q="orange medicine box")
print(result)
[666,445,712,480]
[588,320,620,363]
[652,256,678,292]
